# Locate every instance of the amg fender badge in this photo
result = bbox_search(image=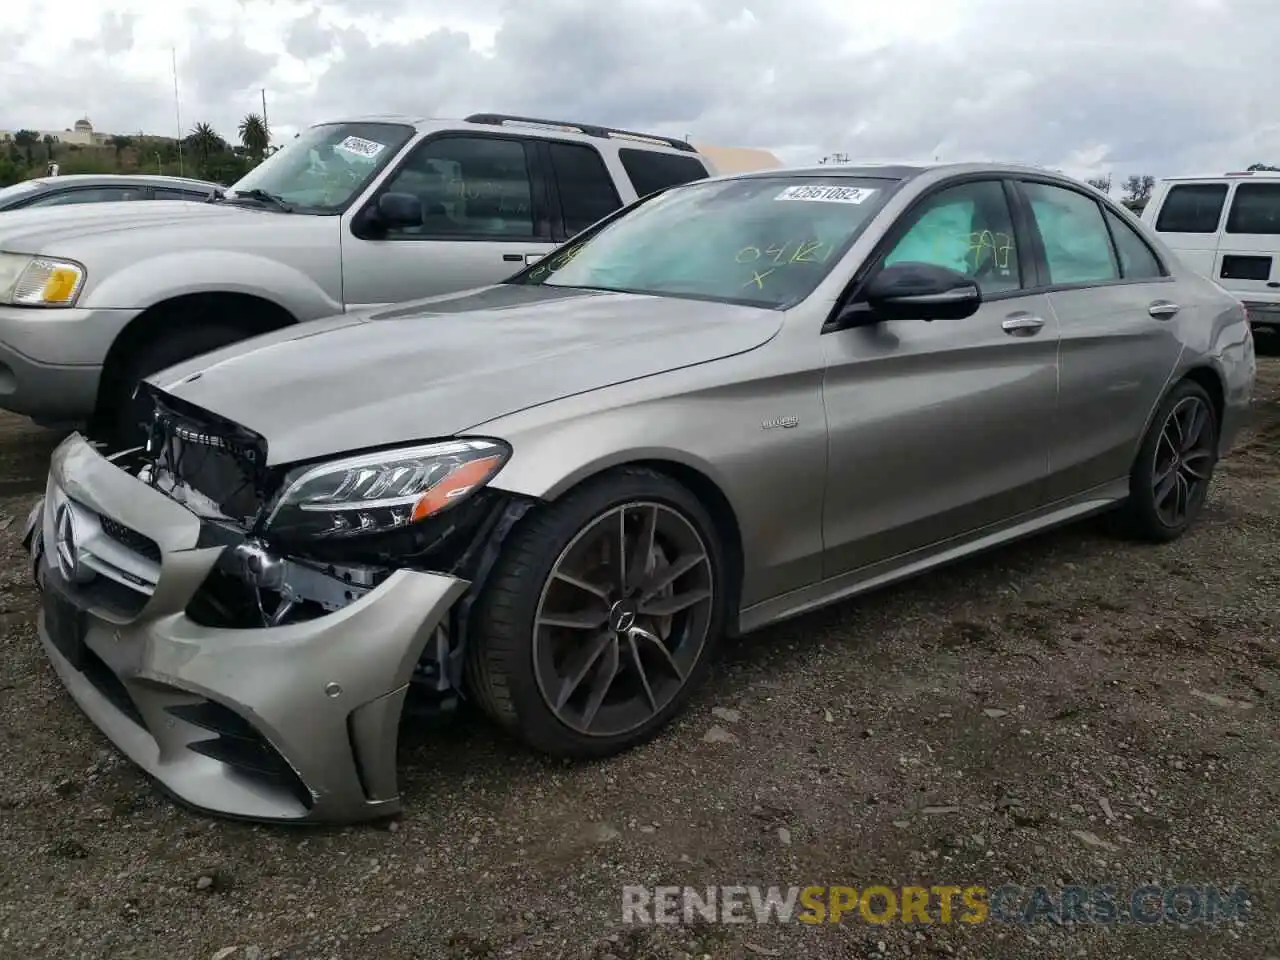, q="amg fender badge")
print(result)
[761,416,799,430]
